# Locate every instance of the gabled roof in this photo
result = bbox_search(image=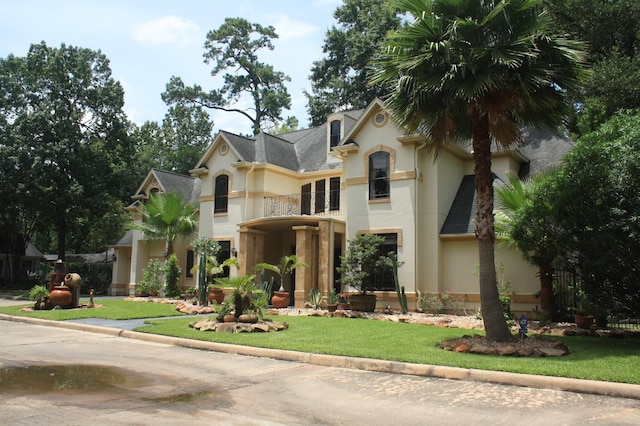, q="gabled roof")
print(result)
[198,108,366,173]
[132,169,200,204]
